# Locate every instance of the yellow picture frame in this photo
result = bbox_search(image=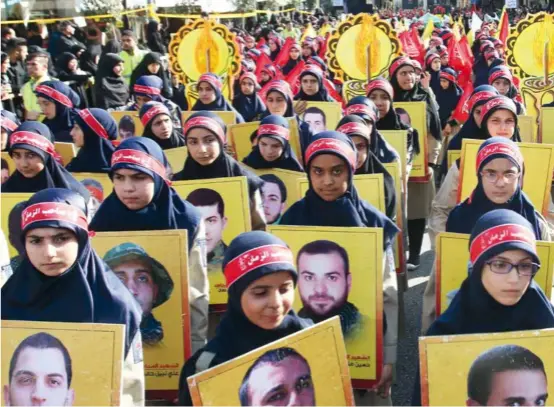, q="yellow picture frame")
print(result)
[1,193,33,258]
[110,111,144,139]
[394,102,428,182]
